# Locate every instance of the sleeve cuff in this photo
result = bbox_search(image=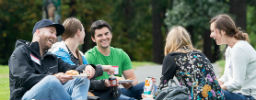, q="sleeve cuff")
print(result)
[224,82,241,92]
[89,64,97,69]
[93,65,103,78]
[75,64,87,73]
